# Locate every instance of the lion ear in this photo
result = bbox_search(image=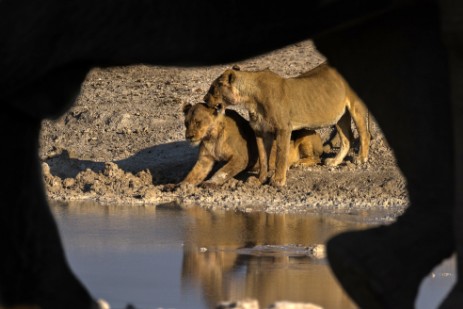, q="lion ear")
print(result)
[227,71,236,84]
[182,103,193,115]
